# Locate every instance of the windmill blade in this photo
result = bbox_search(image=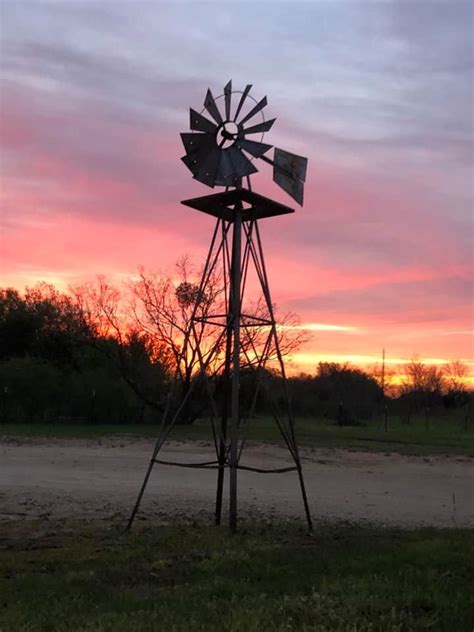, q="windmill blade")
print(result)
[216,148,237,183]
[215,146,259,185]
[181,143,216,174]
[236,138,273,158]
[226,146,258,178]
[242,118,276,135]
[181,152,201,173]
[193,147,222,187]
[272,147,308,206]
[233,84,252,122]
[190,108,217,134]
[180,132,214,156]
[224,80,232,120]
[204,89,224,125]
[239,96,268,126]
